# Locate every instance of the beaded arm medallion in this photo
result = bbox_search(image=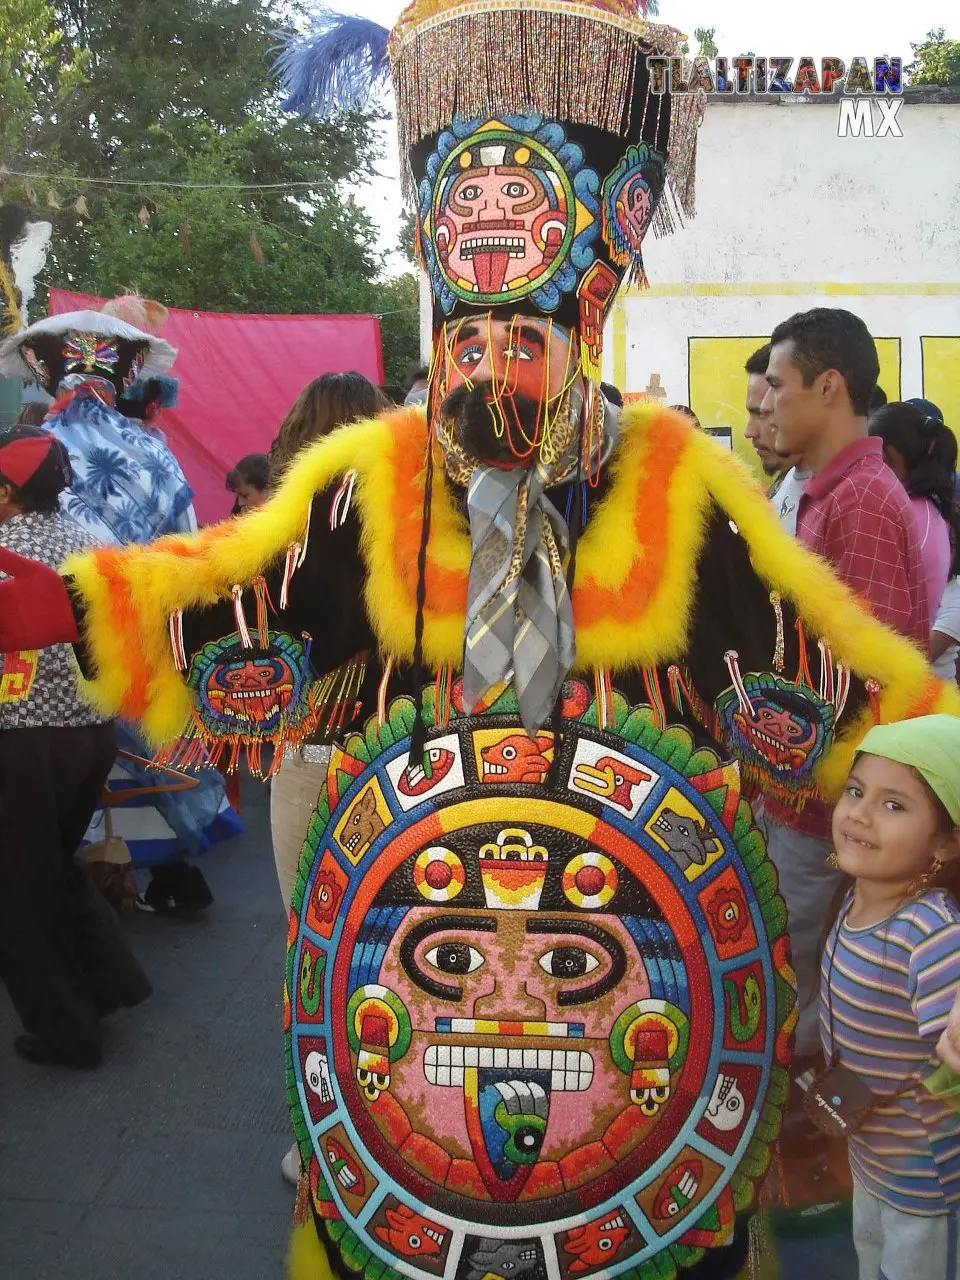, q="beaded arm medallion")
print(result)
[285,686,796,1280]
